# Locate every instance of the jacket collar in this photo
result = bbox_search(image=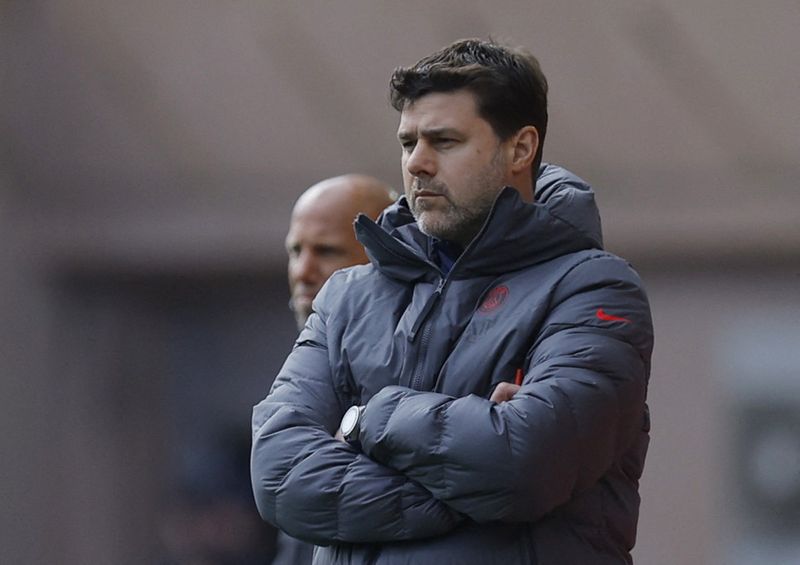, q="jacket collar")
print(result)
[354,164,603,282]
